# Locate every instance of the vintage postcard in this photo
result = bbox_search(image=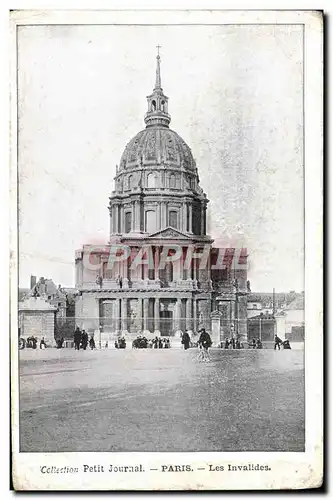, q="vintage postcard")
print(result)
[10,9,323,491]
